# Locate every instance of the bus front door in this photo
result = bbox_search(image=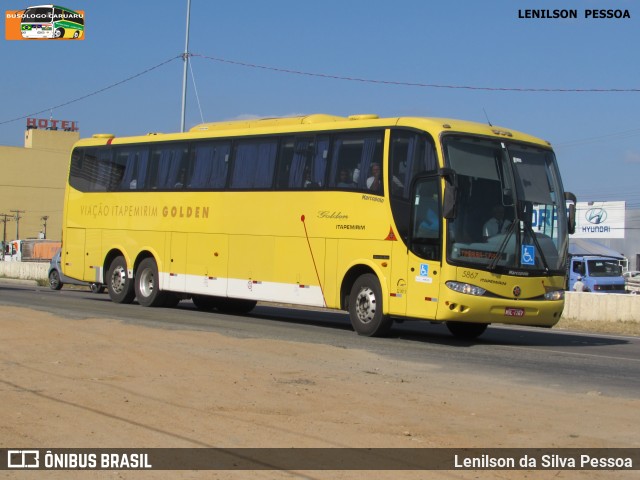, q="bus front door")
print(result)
[405,176,442,321]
